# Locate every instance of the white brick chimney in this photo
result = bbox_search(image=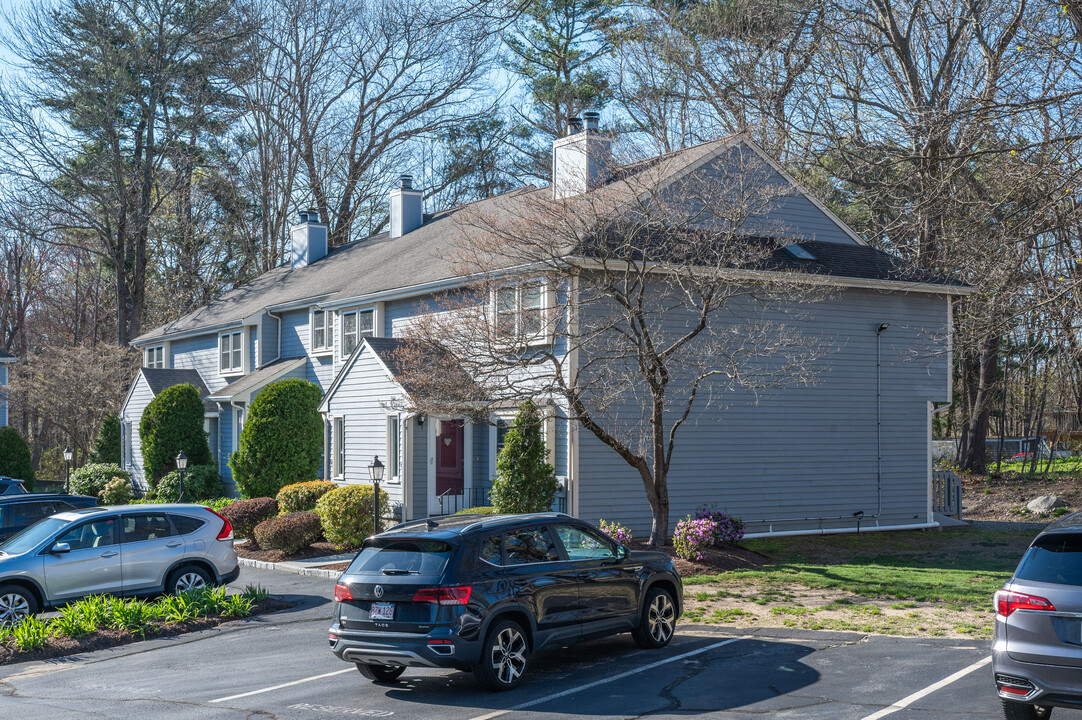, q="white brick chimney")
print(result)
[552,111,613,200]
[390,174,423,238]
[290,209,328,269]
